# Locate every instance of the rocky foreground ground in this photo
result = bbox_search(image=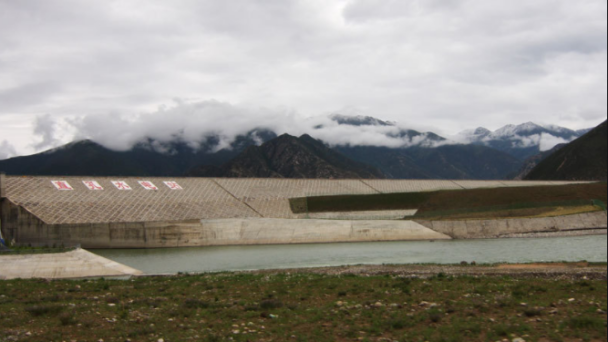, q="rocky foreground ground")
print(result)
[0,263,606,342]
[249,263,608,281]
